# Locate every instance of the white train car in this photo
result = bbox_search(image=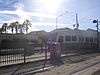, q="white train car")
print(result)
[48,28,98,54]
[49,28,97,43]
